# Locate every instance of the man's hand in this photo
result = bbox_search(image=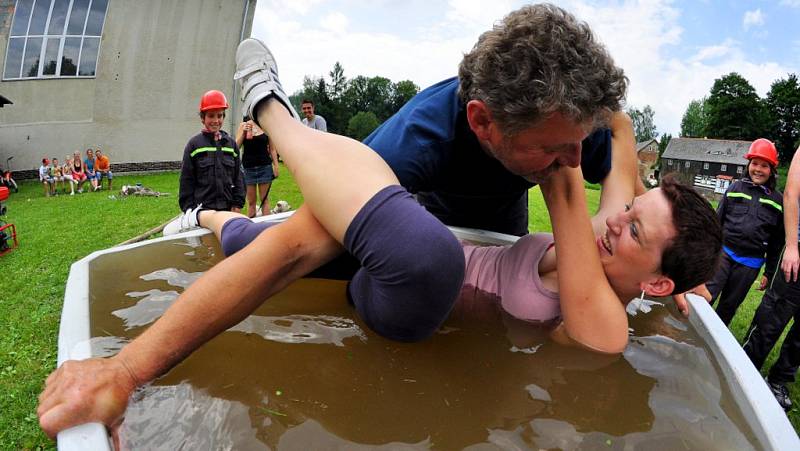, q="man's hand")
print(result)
[781,246,800,283]
[759,275,769,291]
[672,284,712,317]
[38,357,138,439]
